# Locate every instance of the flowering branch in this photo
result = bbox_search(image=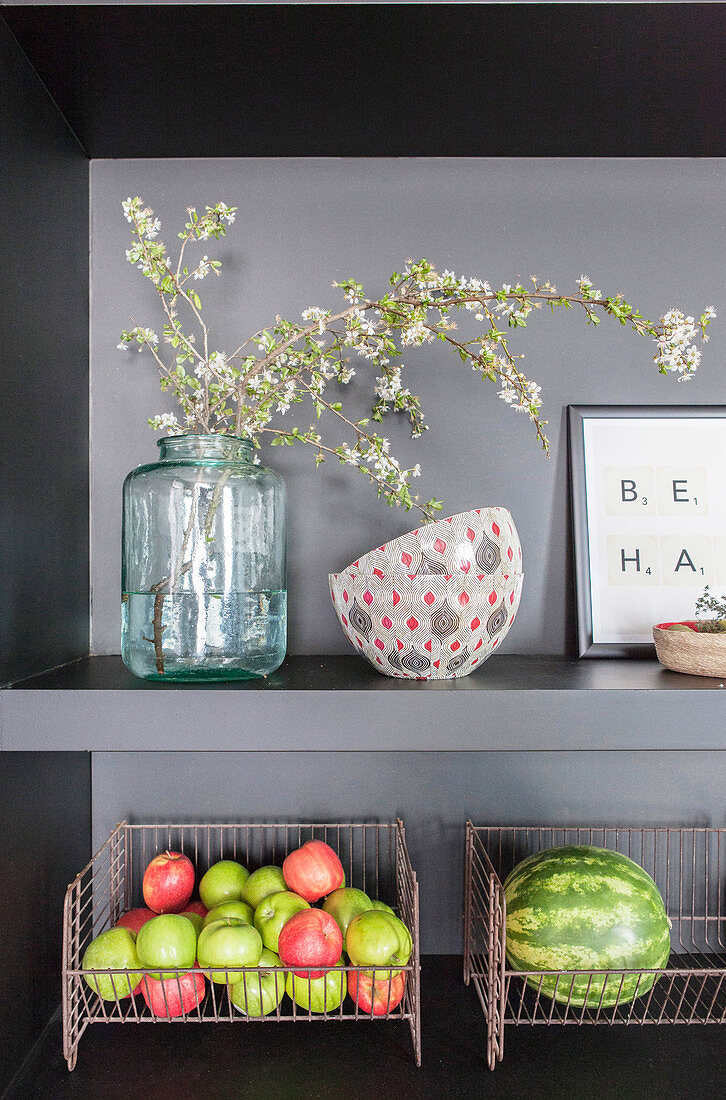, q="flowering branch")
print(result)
[119,197,716,522]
